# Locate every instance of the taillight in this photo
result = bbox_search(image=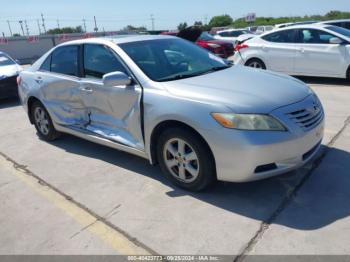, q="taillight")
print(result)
[17,76,22,86]
[235,44,249,52]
